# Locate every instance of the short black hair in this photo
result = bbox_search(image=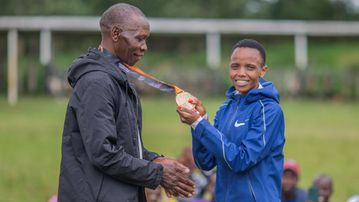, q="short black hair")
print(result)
[232,39,266,66]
